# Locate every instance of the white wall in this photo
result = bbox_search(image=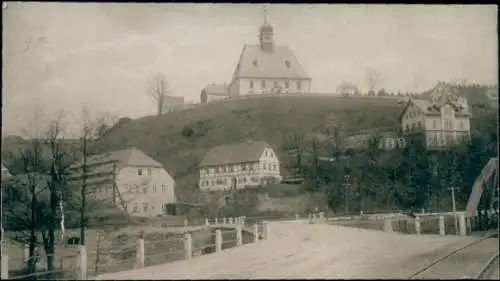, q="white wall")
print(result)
[236,78,311,96]
[198,147,282,192]
[116,166,175,217]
